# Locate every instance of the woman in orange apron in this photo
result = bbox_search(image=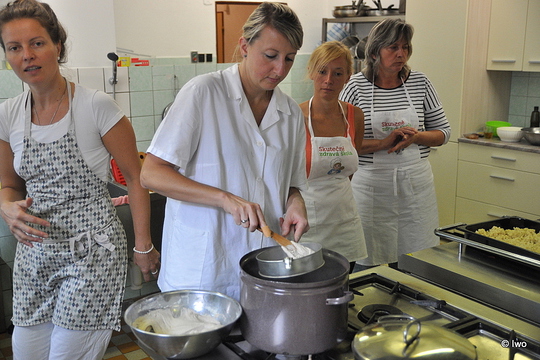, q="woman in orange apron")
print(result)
[299,41,367,272]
